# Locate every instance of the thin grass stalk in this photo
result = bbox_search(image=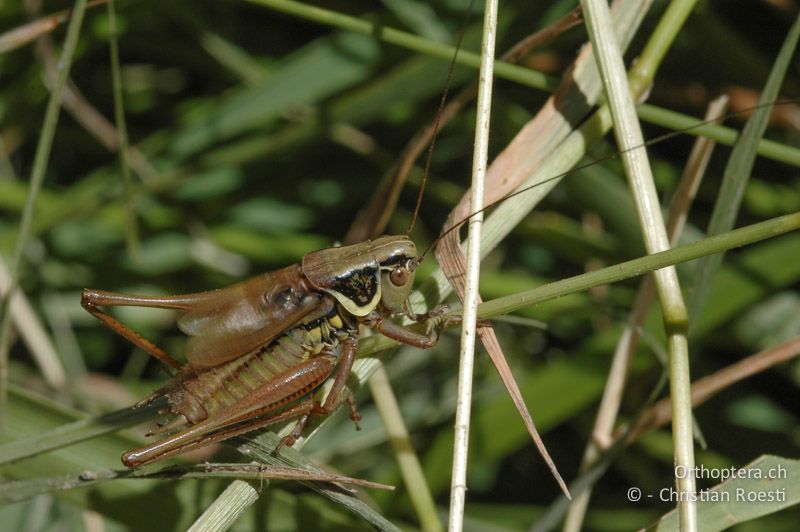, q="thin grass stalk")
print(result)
[237,433,401,531]
[0,0,88,434]
[662,96,730,240]
[580,0,696,529]
[563,95,729,531]
[369,366,442,532]
[0,464,392,505]
[107,0,140,260]
[448,0,497,529]
[475,213,800,319]
[247,0,555,92]
[635,103,800,167]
